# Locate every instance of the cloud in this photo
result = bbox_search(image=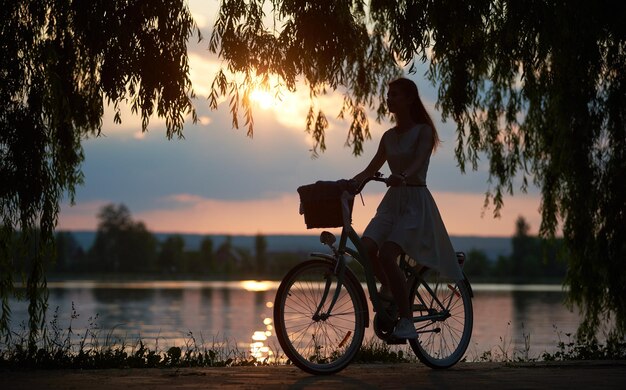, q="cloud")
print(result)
[59,190,543,237]
[187,0,214,29]
[58,7,540,239]
[188,52,224,99]
[58,200,110,230]
[434,191,543,236]
[163,193,208,205]
[139,193,303,234]
[71,95,524,224]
